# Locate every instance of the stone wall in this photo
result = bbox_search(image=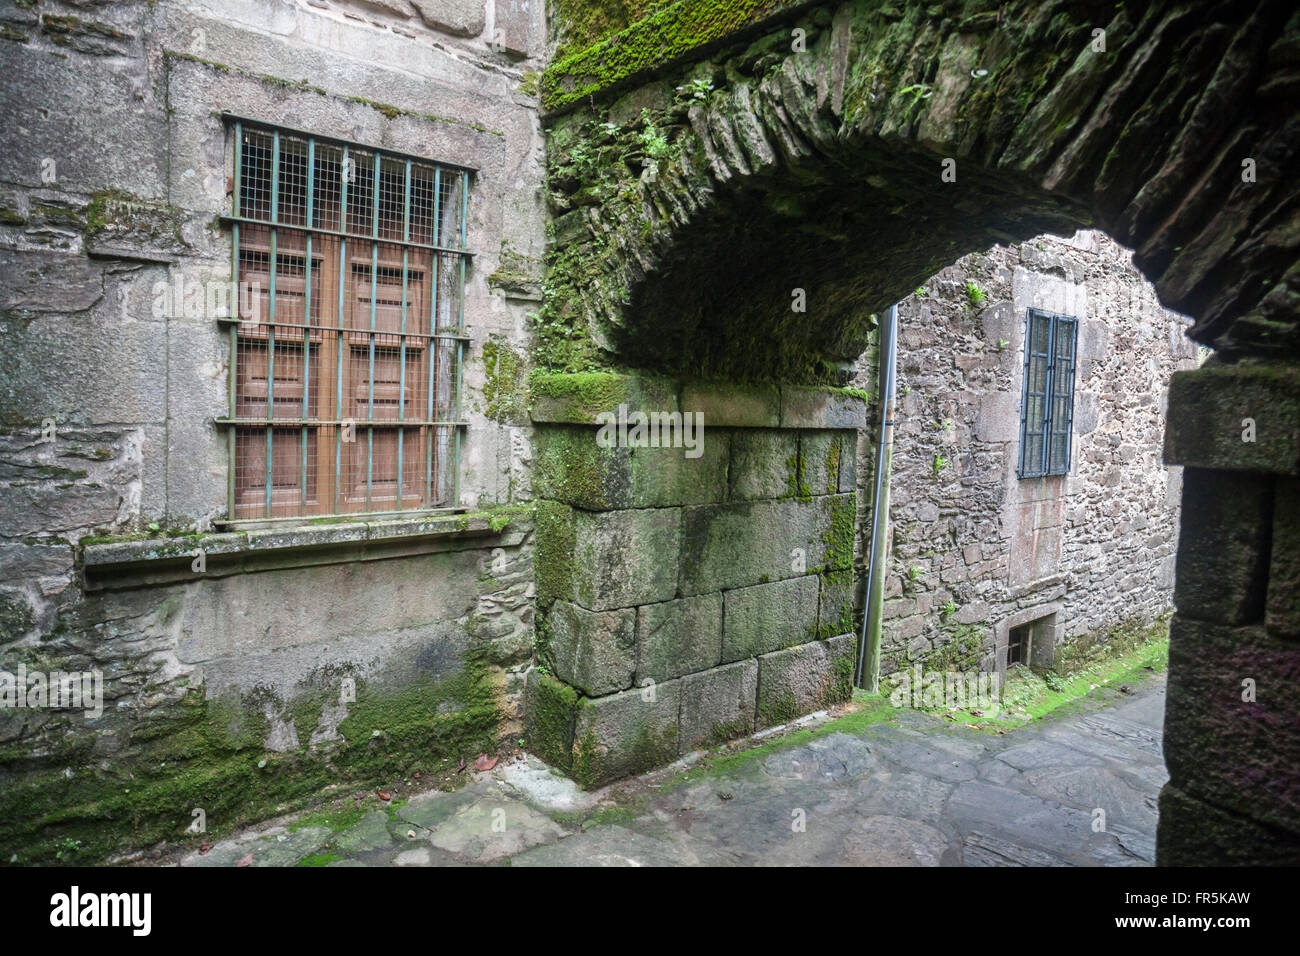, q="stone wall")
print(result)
[0,0,544,862]
[523,374,863,786]
[1160,363,1300,862]
[855,231,1198,682]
